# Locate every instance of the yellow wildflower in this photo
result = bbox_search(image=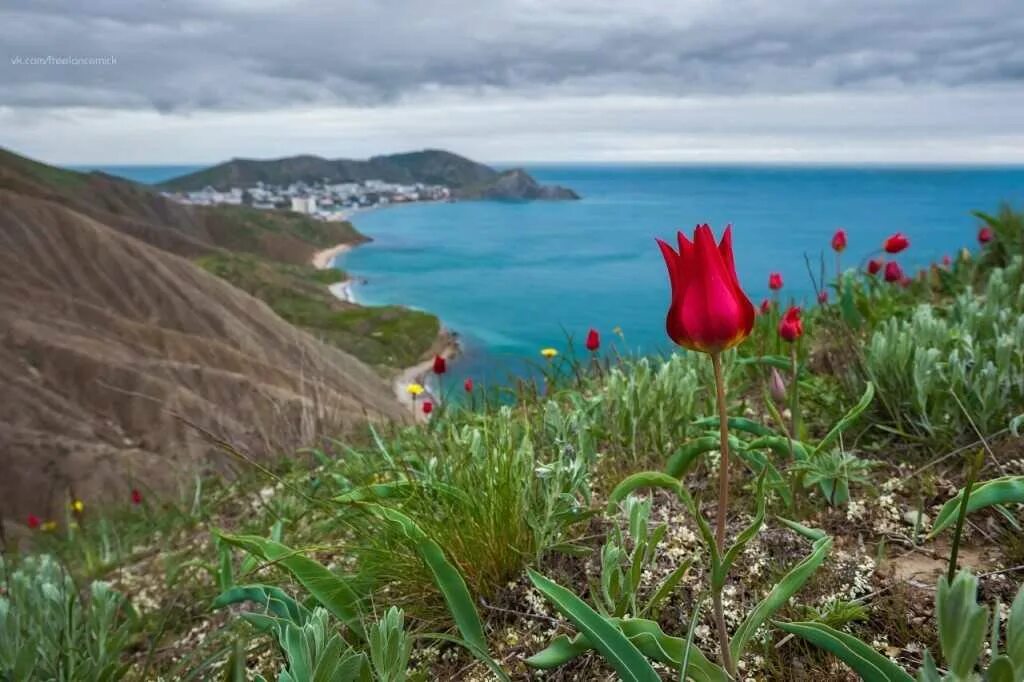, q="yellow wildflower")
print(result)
[540,348,558,359]
[41,521,58,532]
[70,499,84,513]
[406,383,425,397]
